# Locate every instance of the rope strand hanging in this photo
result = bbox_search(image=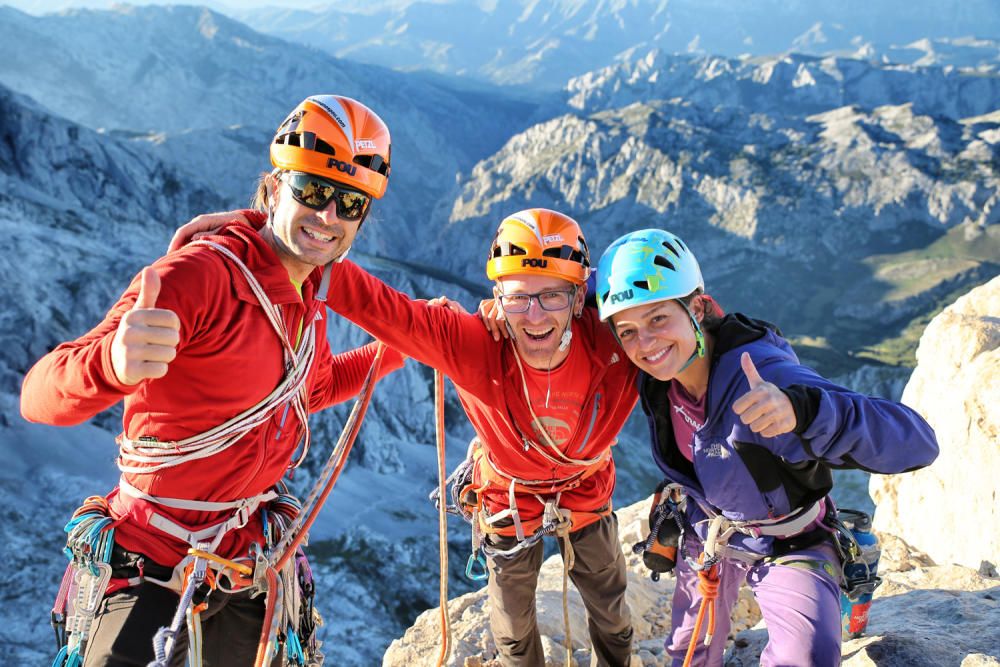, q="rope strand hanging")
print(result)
[253,343,387,667]
[434,369,452,667]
